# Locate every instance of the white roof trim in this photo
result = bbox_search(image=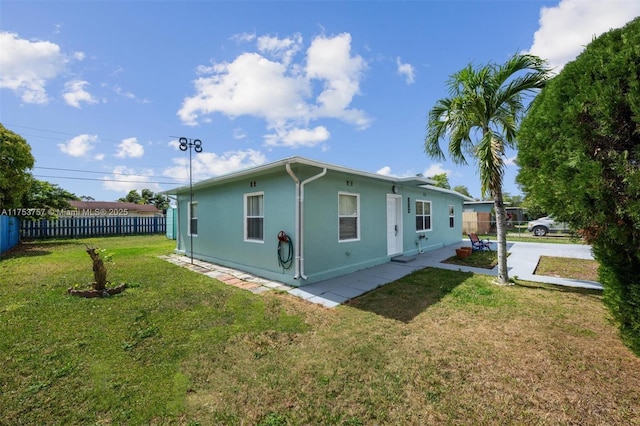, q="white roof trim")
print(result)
[164,156,469,200]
